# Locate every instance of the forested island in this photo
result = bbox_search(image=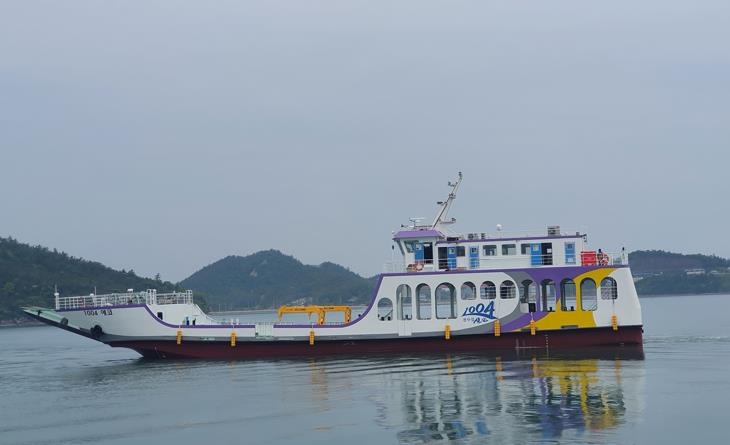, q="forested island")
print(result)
[2,236,729,324]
